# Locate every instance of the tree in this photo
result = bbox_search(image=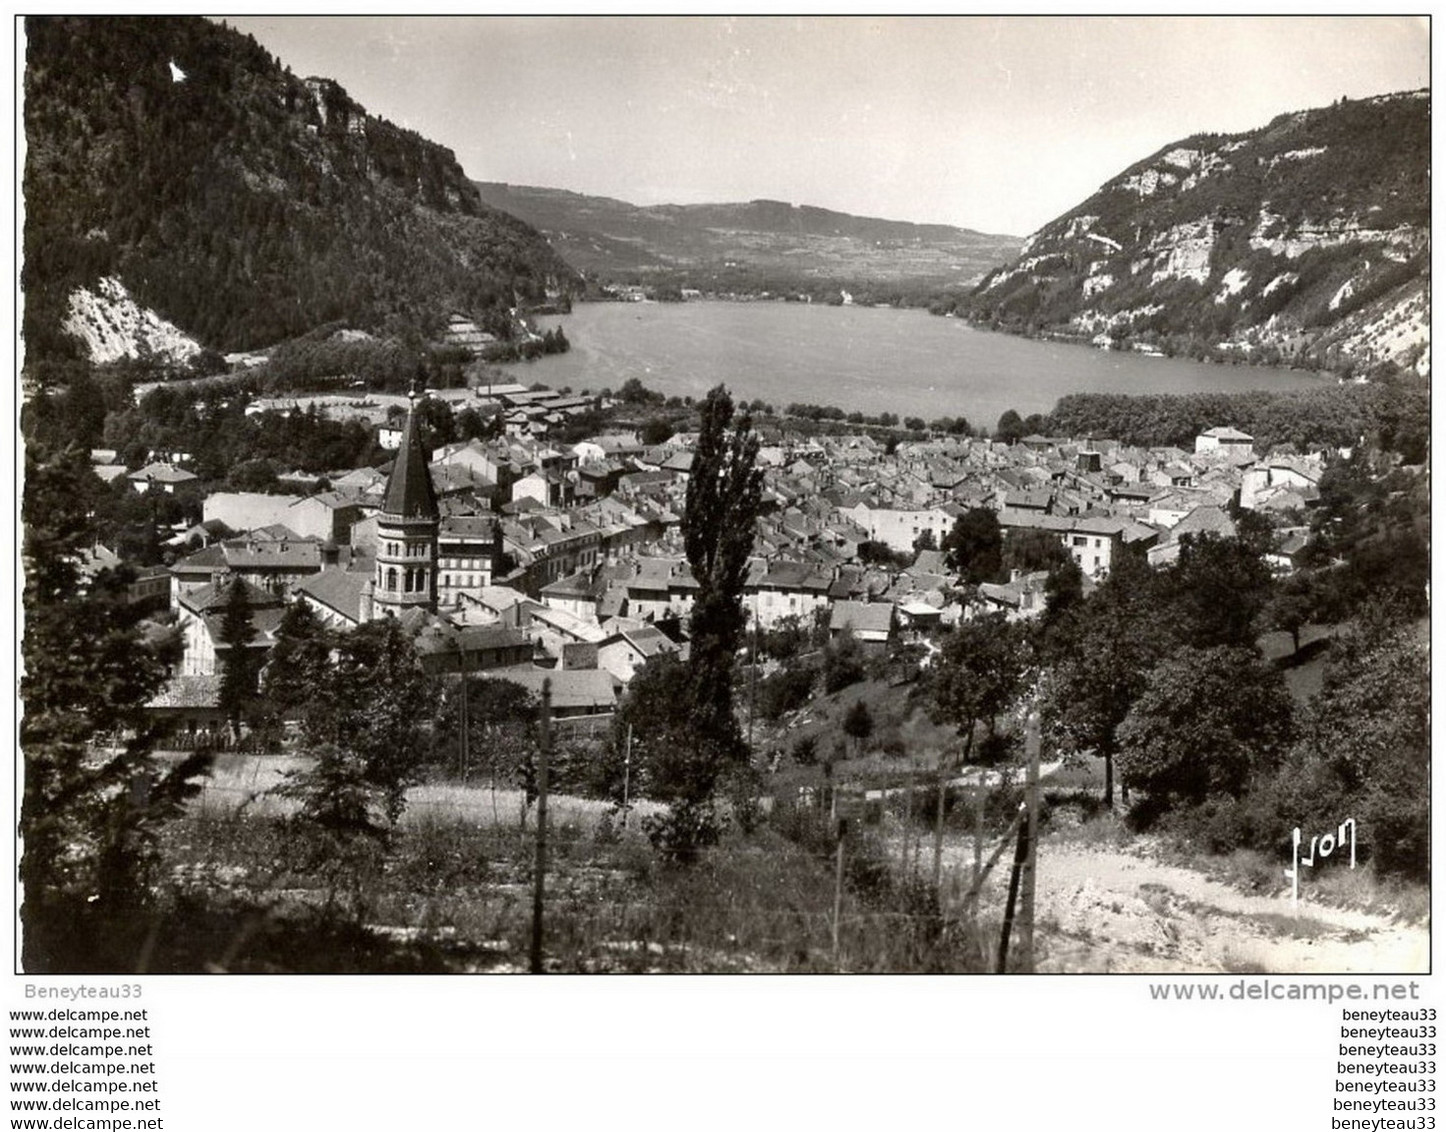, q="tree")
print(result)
[1156,532,1273,650]
[1002,527,1069,576]
[1041,557,1085,635]
[260,600,332,720]
[216,577,260,739]
[1040,558,1166,807]
[858,539,912,570]
[1298,617,1428,879]
[925,614,1030,762]
[912,528,938,553]
[434,674,538,791]
[1117,646,1295,812]
[842,699,874,754]
[640,416,675,447]
[943,507,1003,584]
[603,652,695,805]
[1264,572,1316,656]
[290,617,435,827]
[20,444,210,970]
[995,408,1026,444]
[646,385,764,856]
[822,629,866,694]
